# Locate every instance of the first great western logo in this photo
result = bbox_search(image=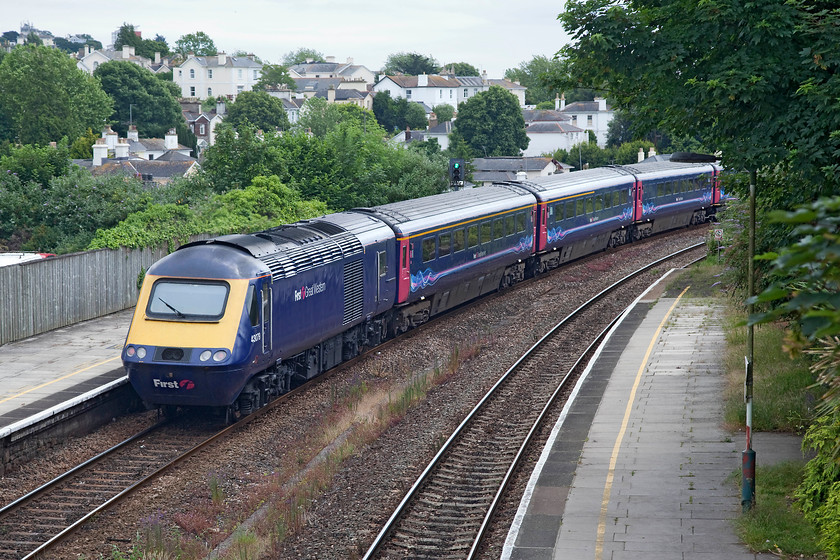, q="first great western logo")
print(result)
[294,281,327,302]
